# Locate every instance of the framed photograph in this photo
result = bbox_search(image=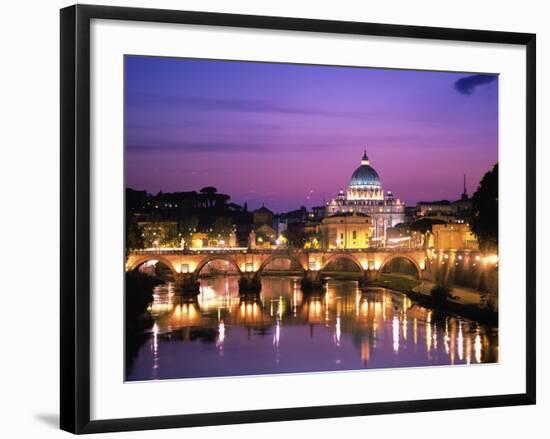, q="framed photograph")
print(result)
[60,4,536,434]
